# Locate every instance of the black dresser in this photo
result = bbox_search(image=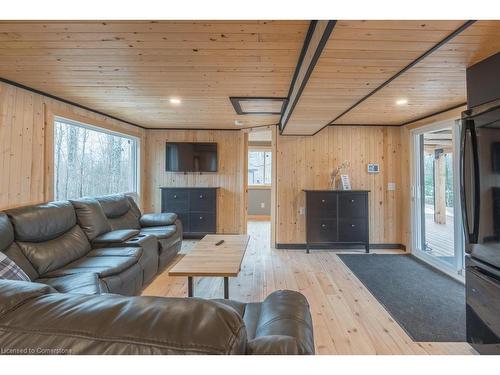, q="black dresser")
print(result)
[161,187,217,238]
[304,190,369,253]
